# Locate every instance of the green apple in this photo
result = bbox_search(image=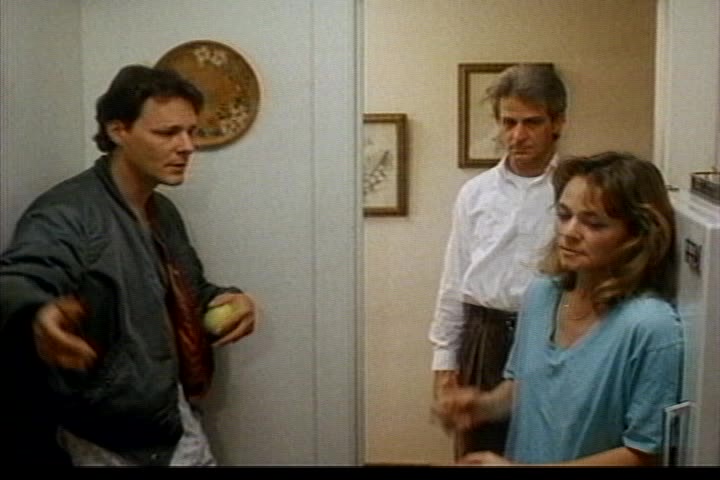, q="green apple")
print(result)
[203,303,238,336]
